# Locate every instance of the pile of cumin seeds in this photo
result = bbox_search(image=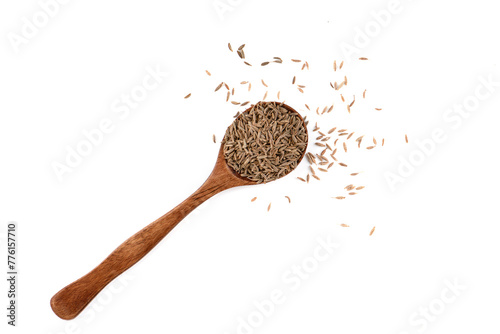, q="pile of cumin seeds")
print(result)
[222,101,308,183]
